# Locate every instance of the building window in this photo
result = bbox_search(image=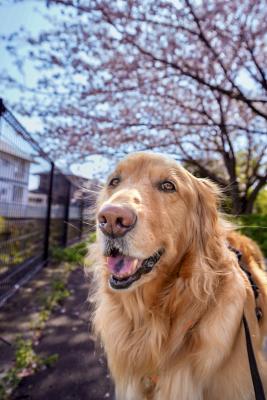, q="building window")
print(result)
[0,188,7,198]
[14,160,26,179]
[29,198,42,204]
[0,156,10,167]
[12,186,24,203]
